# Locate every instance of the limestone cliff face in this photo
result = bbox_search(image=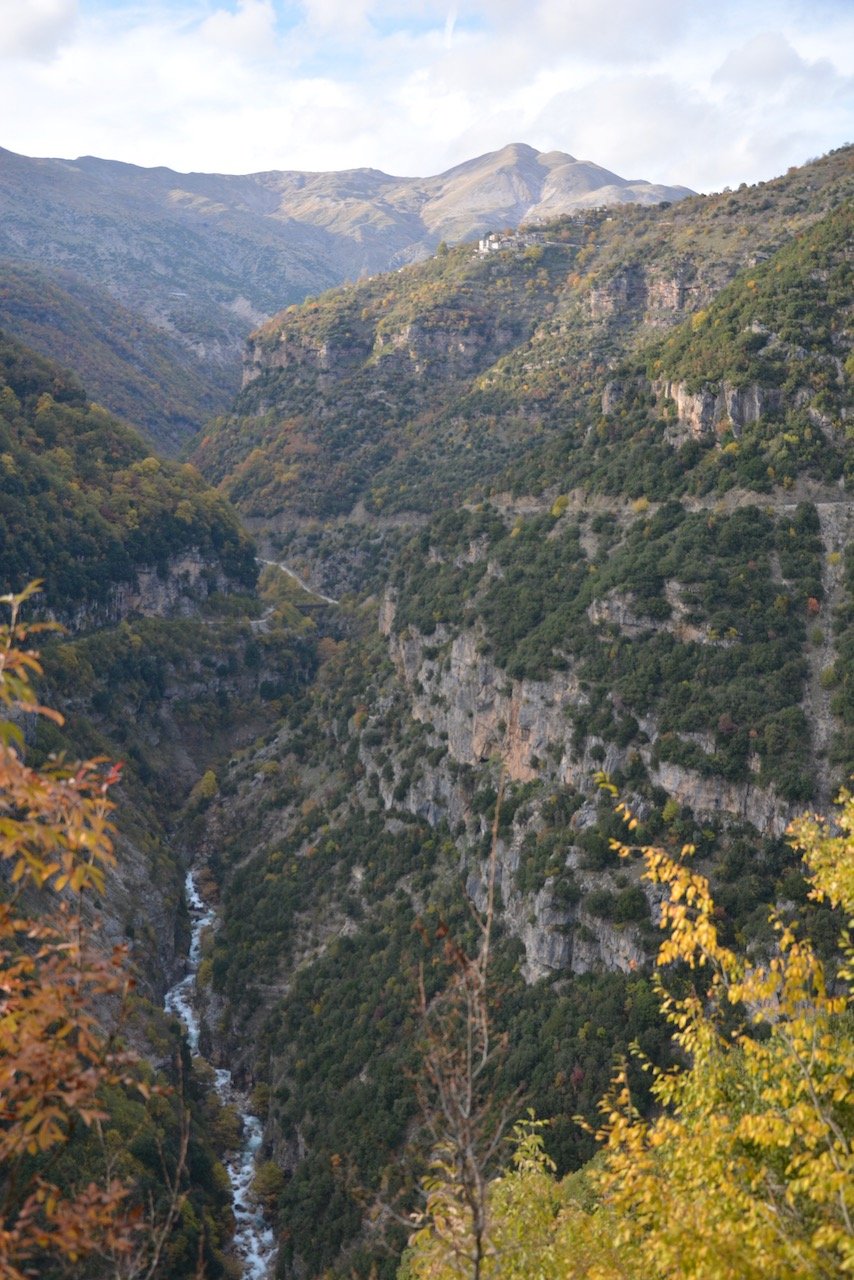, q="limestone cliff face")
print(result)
[647,762,792,838]
[652,377,784,445]
[101,828,183,1001]
[370,316,522,380]
[372,591,800,979]
[469,839,648,983]
[243,307,523,390]
[388,623,586,785]
[383,602,790,833]
[587,263,709,332]
[242,322,372,386]
[58,549,239,634]
[587,583,733,647]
